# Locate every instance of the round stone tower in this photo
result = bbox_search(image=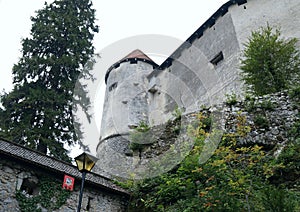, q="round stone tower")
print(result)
[96,49,158,178]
